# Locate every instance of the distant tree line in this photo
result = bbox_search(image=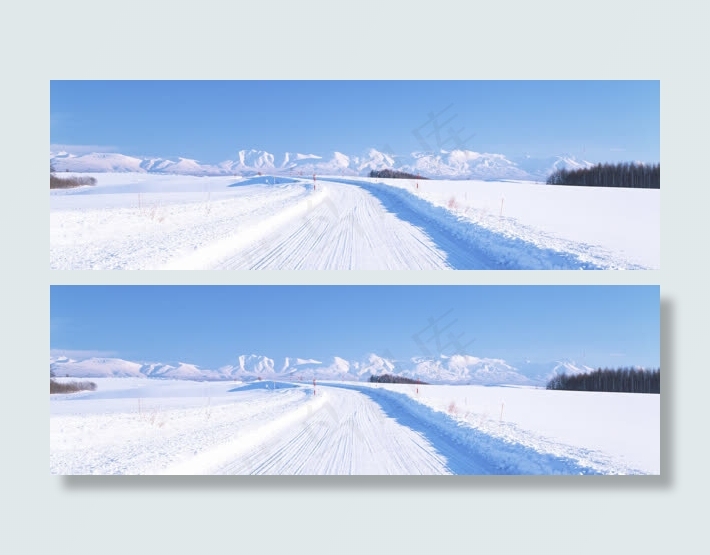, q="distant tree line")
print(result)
[50,367,97,393]
[50,163,97,189]
[369,169,428,180]
[547,162,660,189]
[369,374,428,384]
[546,367,660,393]
[50,378,97,394]
[51,174,97,189]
